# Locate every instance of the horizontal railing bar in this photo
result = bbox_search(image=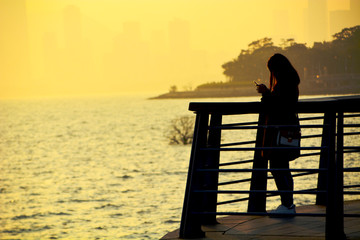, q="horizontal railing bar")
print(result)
[344,184,360,189]
[217,197,249,205]
[344,124,360,128]
[218,178,251,186]
[209,116,358,128]
[208,190,333,204]
[253,172,316,180]
[344,146,360,150]
[201,146,325,151]
[301,134,323,139]
[220,121,259,127]
[217,191,284,205]
[217,152,328,167]
[218,116,358,127]
[292,172,317,178]
[344,132,360,136]
[286,132,360,139]
[209,126,258,130]
[217,188,323,205]
[210,124,327,130]
[217,138,358,150]
[299,152,321,157]
[296,187,319,192]
[344,167,360,172]
[220,140,256,147]
[344,214,360,217]
[197,168,327,173]
[344,149,360,154]
[194,189,326,194]
[192,211,327,217]
[343,191,360,195]
[212,172,359,199]
[215,123,352,132]
[205,119,359,129]
[344,113,360,118]
[299,116,324,121]
[219,159,253,167]
[218,134,358,146]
